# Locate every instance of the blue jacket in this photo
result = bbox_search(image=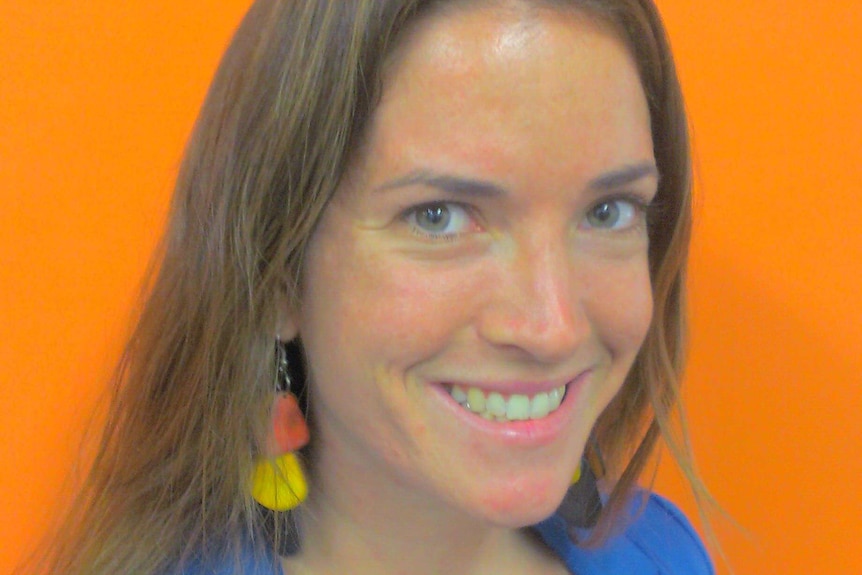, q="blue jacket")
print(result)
[534,492,714,574]
[184,492,713,574]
